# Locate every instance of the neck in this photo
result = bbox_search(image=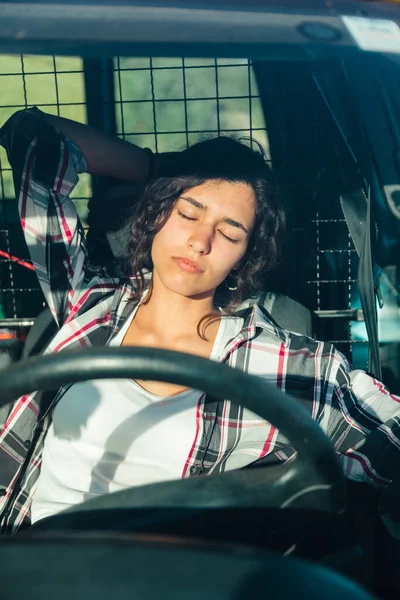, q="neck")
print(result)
[137,273,220,340]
